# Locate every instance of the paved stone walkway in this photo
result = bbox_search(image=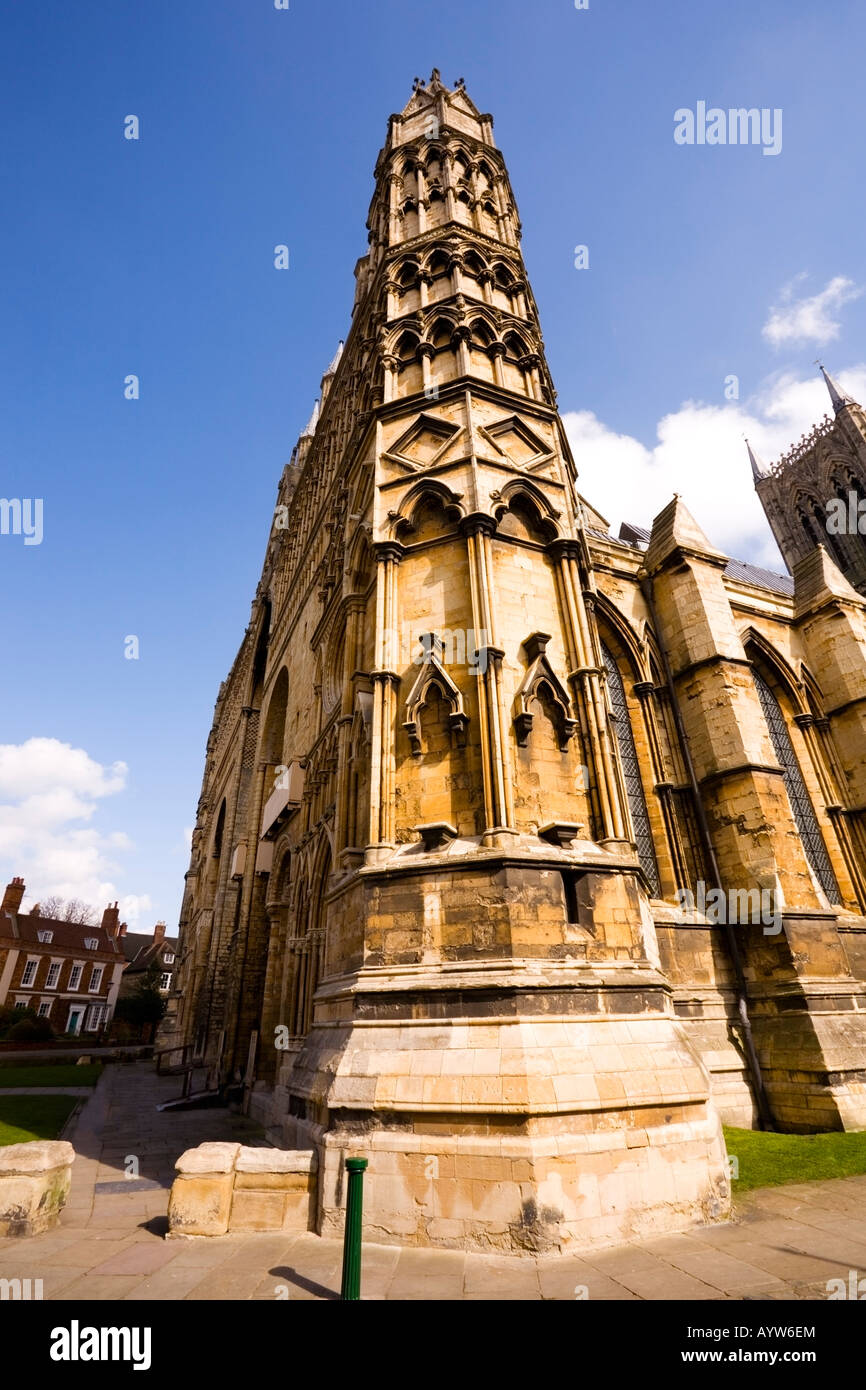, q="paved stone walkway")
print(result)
[1,1061,866,1300]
